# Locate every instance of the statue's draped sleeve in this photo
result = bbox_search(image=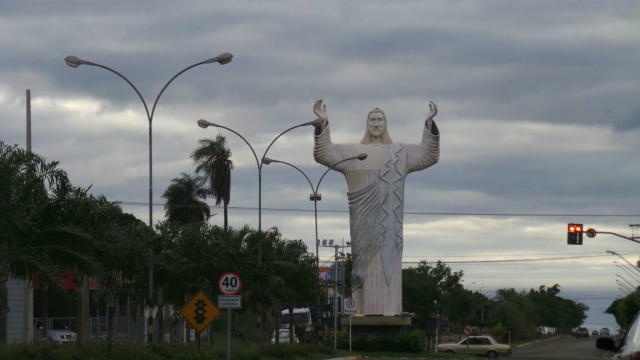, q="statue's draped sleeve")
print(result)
[313,122,354,173]
[406,121,440,173]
